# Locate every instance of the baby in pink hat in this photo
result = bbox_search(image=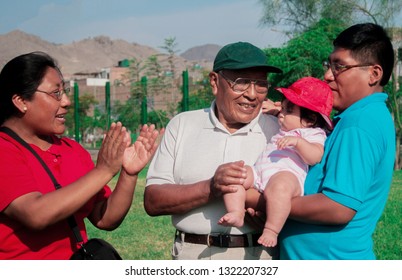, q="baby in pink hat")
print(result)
[218,77,333,247]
